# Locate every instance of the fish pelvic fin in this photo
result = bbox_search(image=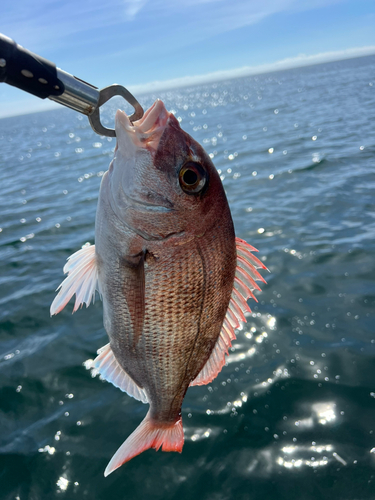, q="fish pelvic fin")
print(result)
[104,411,184,476]
[85,343,148,404]
[50,243,99,316]
[190,237,267,387]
